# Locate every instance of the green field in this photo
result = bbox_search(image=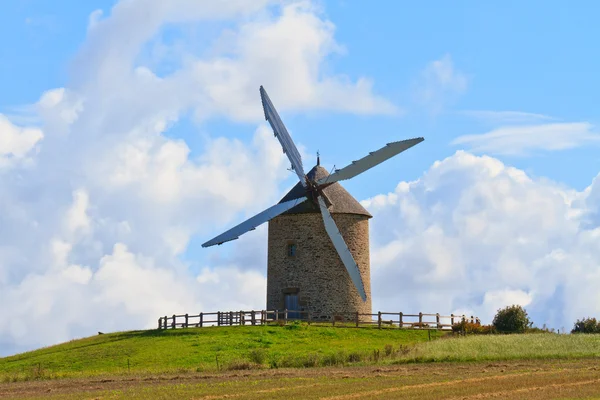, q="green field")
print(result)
[1,325,600,399]
[0,325,442,379]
